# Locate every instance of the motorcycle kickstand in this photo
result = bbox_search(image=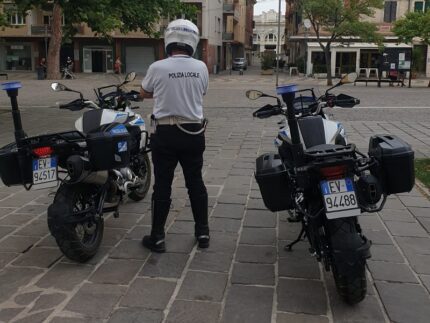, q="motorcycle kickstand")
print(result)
[284,227,306,252]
